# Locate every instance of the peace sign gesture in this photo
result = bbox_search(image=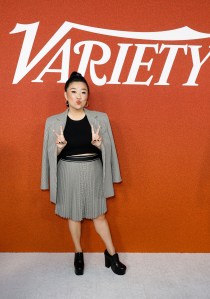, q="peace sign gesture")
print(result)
[53,126,67,149]
[91,125,102,148]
